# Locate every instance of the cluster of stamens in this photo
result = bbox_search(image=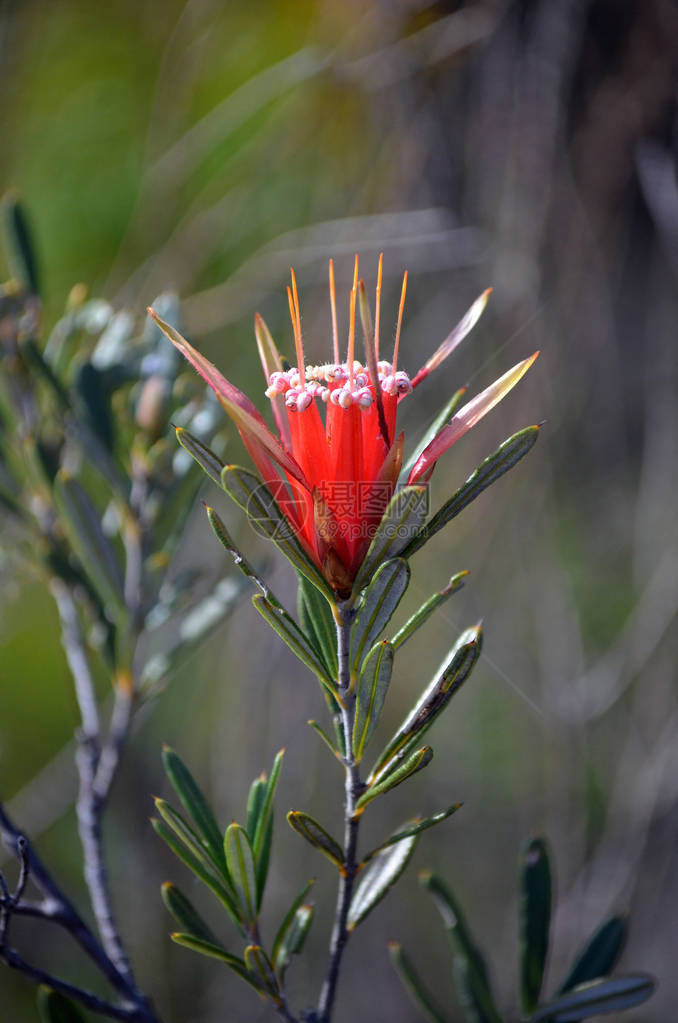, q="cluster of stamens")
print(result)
[265,361,412,412]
